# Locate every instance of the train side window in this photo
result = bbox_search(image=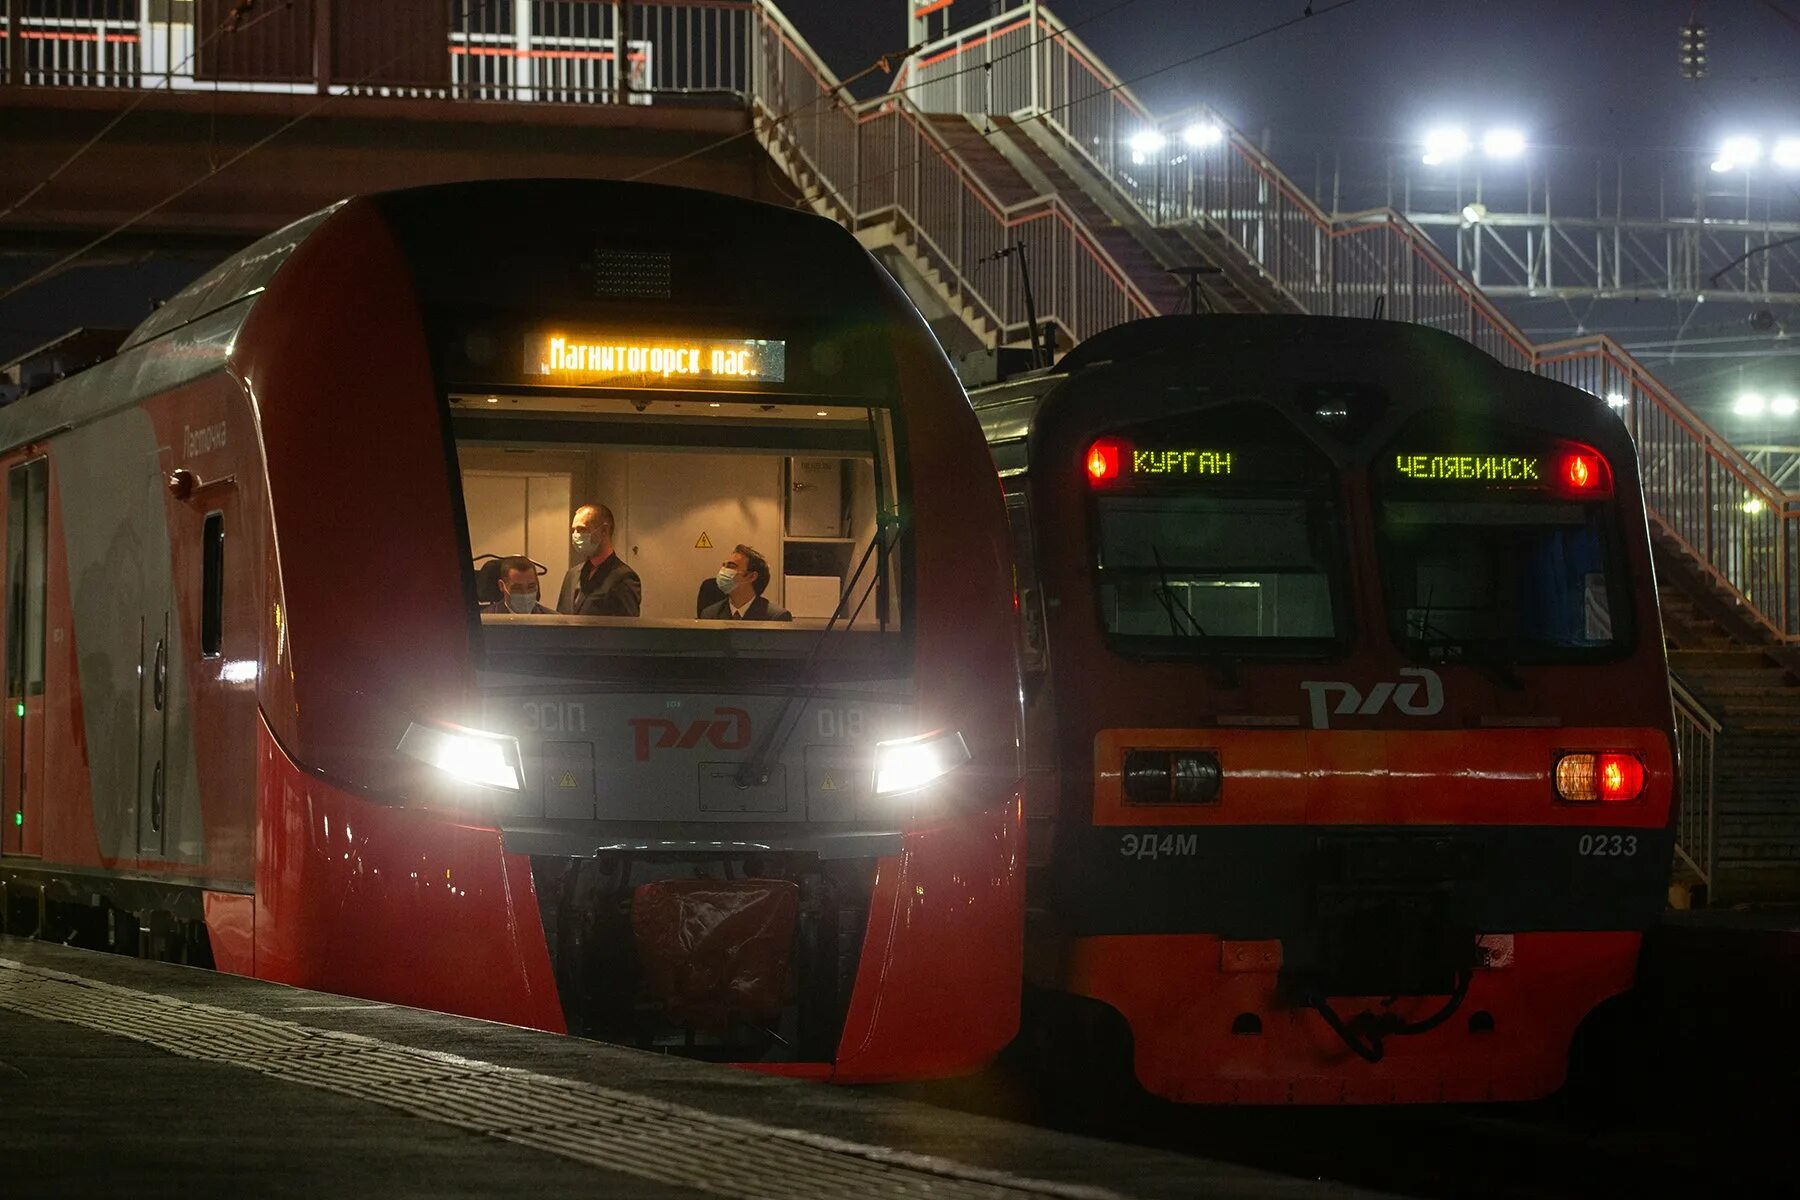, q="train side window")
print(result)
[201,512,225,657]
[5,458,48,698]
